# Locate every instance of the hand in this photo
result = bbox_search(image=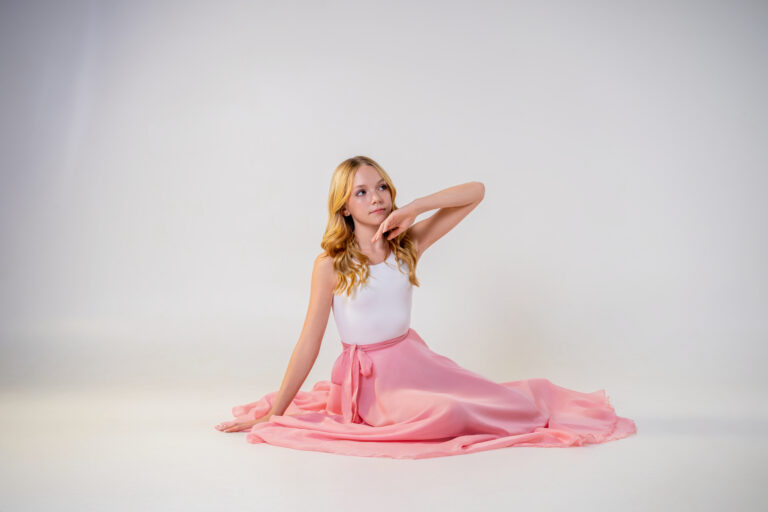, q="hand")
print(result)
[215,414,273,433]
[372,203,417,243]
